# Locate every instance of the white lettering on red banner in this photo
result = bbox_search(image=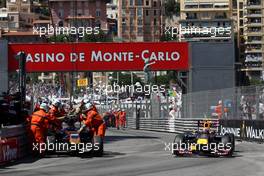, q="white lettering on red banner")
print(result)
[8,42,189,72]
